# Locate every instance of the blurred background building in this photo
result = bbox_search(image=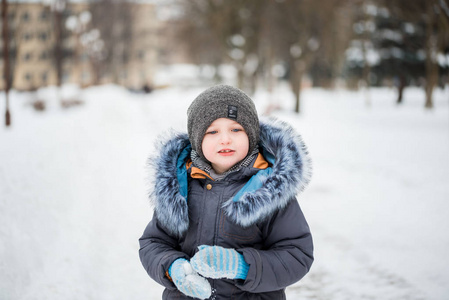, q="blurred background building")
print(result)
[1,0,448,109]
[1,0,158,91]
